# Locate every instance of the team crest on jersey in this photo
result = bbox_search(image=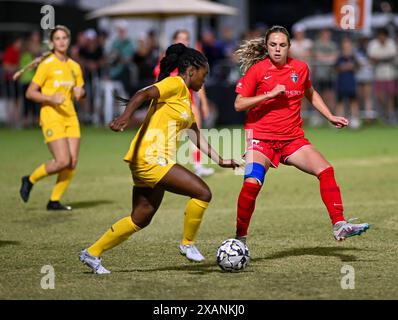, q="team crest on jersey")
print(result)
[290,72,299,83]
